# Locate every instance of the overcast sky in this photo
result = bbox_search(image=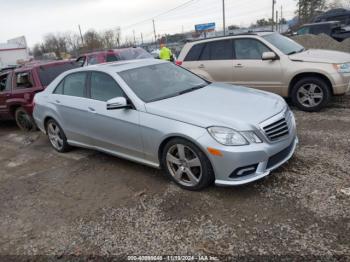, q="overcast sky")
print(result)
[0,0,297,47]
